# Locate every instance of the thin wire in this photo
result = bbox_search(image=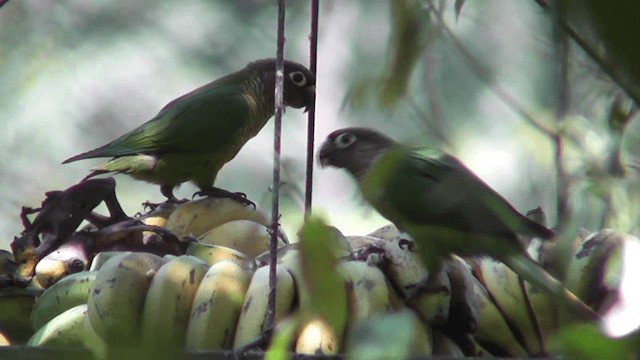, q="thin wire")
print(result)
[267,0,286,332]
[304,0,319,218]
